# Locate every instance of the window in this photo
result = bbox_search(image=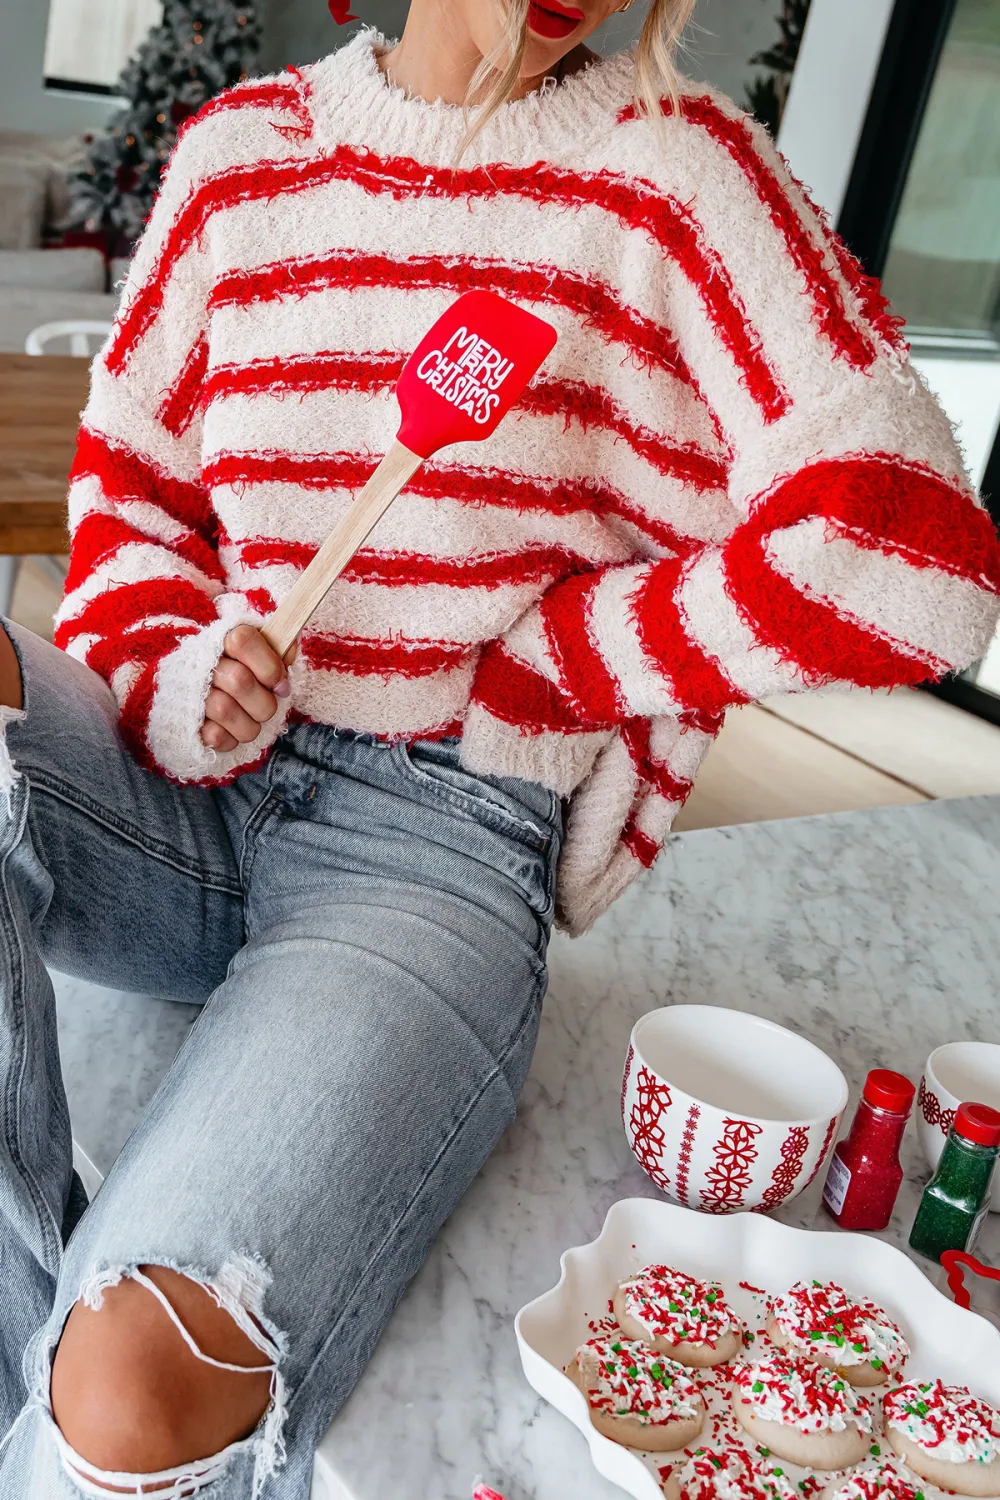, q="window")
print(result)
[880,0,1000,347]
[44,0,163,96]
